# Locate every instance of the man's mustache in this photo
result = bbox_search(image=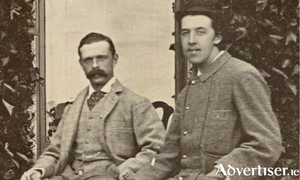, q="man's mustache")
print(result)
[86,69,108,79]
